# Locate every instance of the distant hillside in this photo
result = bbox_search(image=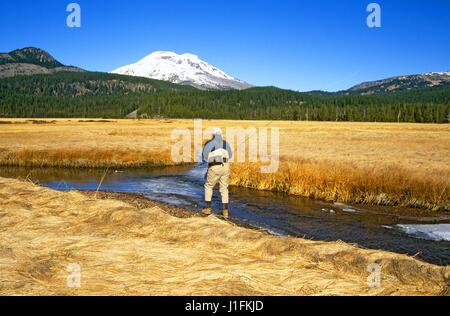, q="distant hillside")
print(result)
[0,71,196,118]
[0,47,64,68]
[0,75,448,122]
[0,47,85,78]
[307,71,450,97]
[348,71,450,95]
[0,71,196,97]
